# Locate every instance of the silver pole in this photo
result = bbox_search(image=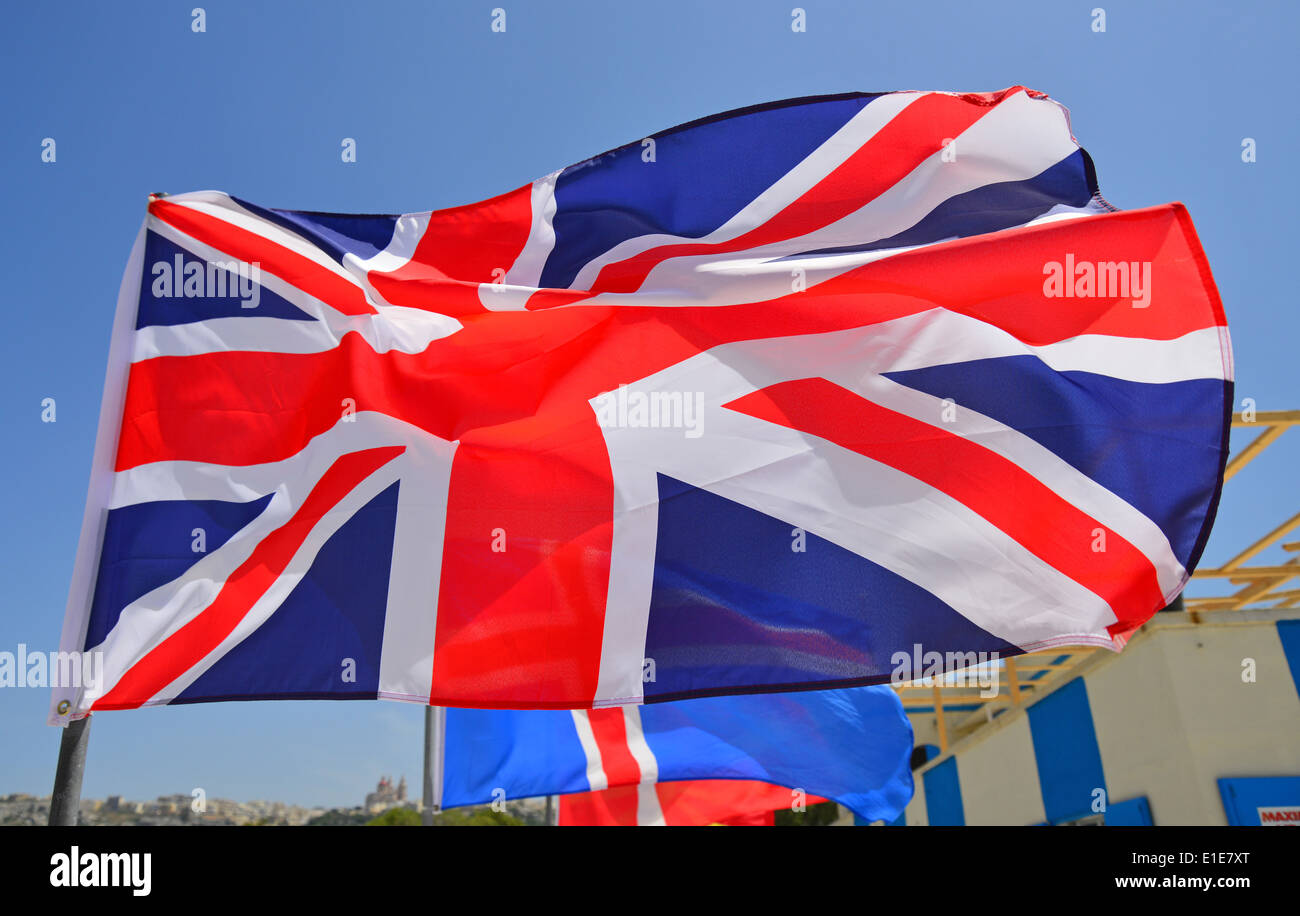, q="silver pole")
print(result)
[48,715,91,826]
[422,705,445,825]
[422,706,435,825]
